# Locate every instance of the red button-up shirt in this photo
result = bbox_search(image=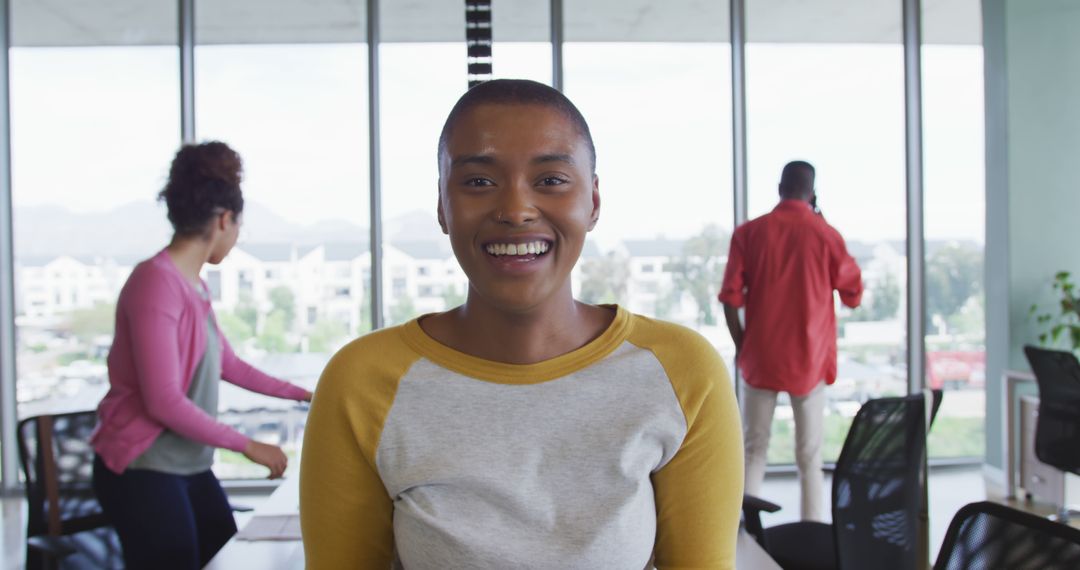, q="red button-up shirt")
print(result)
[719,199,863,396]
